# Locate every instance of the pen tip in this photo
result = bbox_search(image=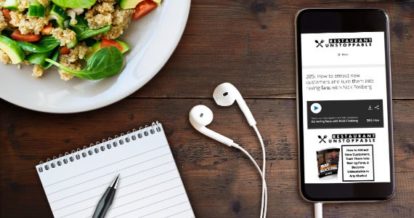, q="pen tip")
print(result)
[111,174,120,189]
